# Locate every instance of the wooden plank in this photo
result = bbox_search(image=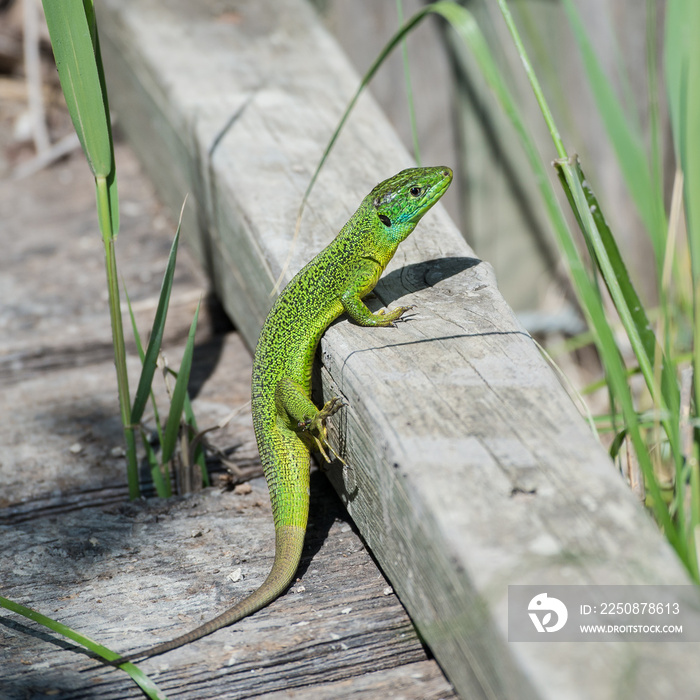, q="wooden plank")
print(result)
[0,143,454,697]
[1,472,452,699]
[96,1,700,698]
[1,474,453,699]
[258,660,454,700]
